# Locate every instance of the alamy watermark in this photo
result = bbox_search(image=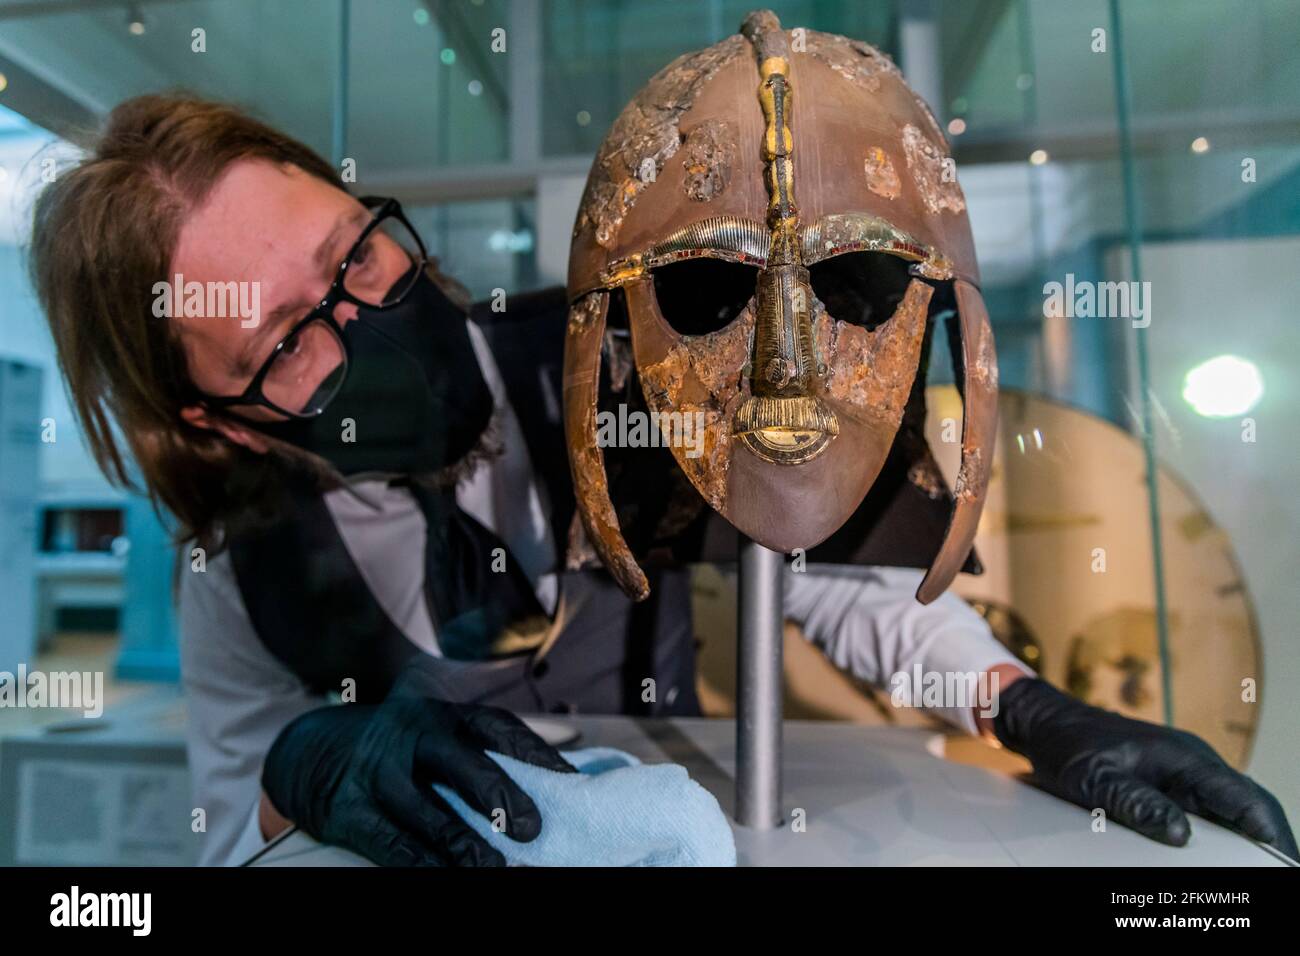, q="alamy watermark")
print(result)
[50,886,150,936]
[1042,273,1151,328]
[596,404,707,459]
[152,273,261,328]
[889,665,1001,720]
[0,665,103,718]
